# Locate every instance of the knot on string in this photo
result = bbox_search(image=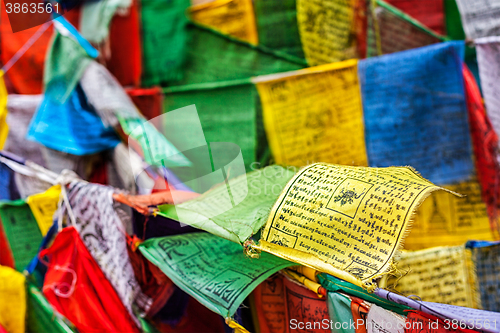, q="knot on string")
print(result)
[243,239,261,259]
